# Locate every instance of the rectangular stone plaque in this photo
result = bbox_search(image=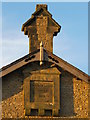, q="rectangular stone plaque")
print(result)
[30,81,53,103]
